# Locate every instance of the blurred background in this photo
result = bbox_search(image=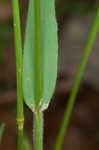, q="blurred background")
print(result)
[0,0,99,150]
